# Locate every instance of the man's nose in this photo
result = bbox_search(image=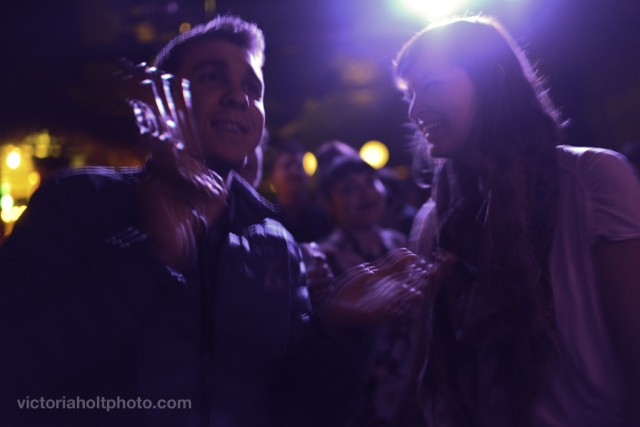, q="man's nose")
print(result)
[221,85,249,109]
